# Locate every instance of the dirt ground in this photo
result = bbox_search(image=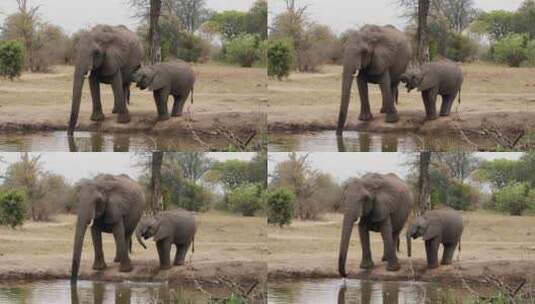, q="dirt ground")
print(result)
[0,211,267,289]
[267,211,535,285]
[0,63,267,134]
[267,63,535,134]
